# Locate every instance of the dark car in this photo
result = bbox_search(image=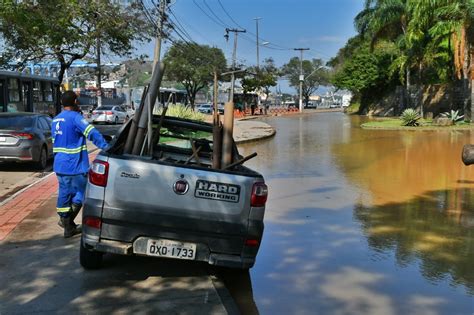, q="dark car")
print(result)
[0,112,54,169]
